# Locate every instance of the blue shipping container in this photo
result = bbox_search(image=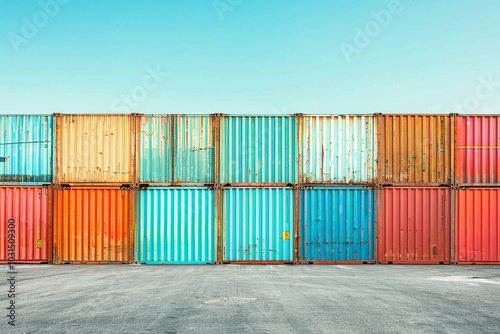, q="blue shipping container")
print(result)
[222,187,295,262]
[136,187,216,264]
[0,115,53,184]
[300,187,374,262]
